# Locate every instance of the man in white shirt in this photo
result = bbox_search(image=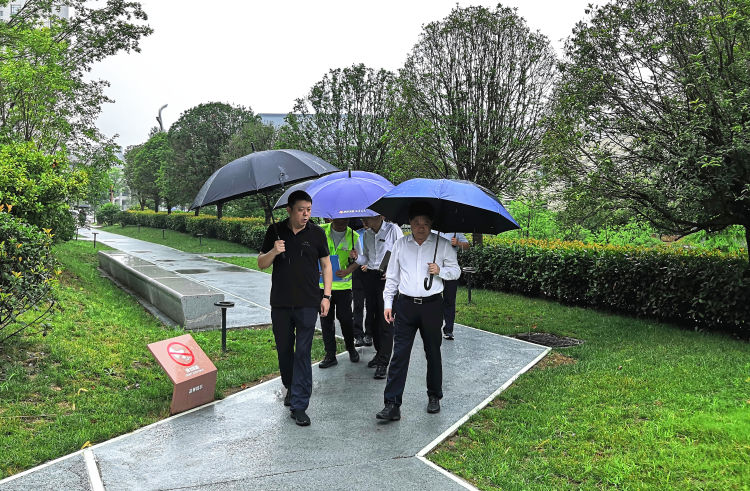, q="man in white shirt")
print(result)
[355,214,404,379]
[434,232,470,340]
[376,201,460,421]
